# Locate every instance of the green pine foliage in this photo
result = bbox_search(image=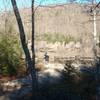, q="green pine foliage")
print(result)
[0,30,21,76]
[36,33,78,44]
